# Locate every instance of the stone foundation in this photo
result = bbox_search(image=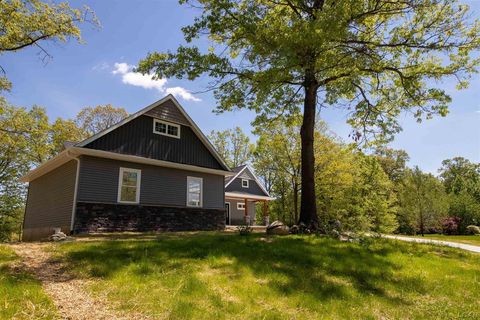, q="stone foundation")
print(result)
[73,202,225,234]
